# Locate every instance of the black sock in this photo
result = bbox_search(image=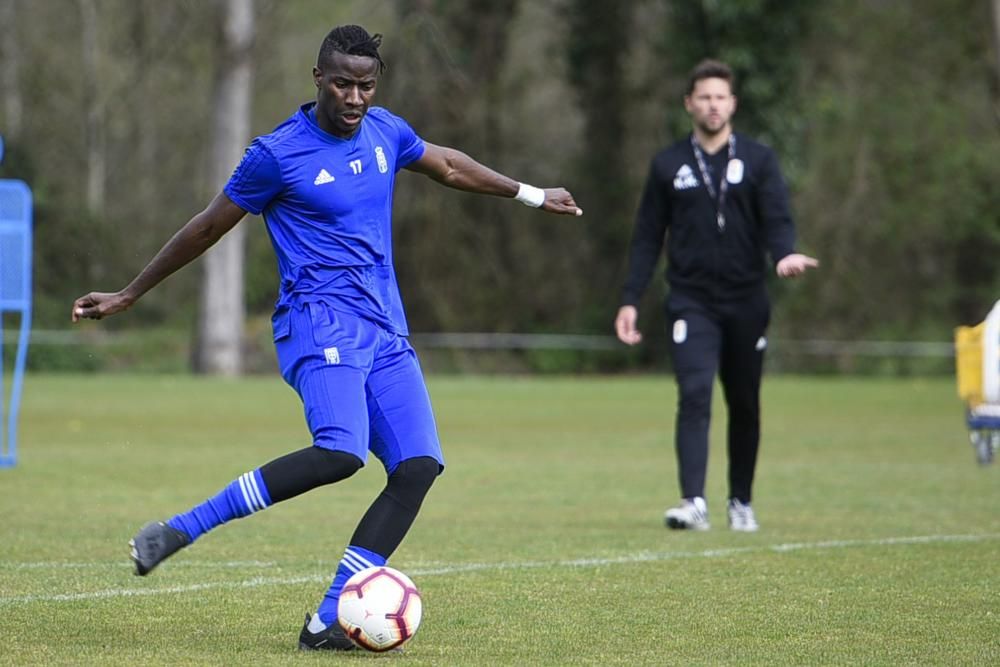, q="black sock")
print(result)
[350,456,440,556]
